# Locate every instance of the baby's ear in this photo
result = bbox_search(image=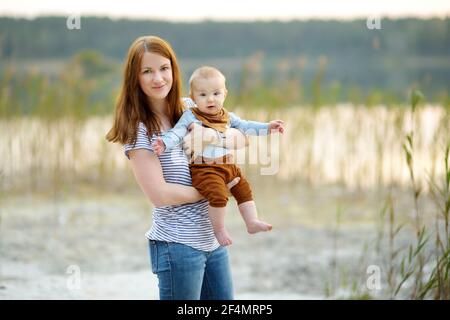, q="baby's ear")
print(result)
[224,88,228,98]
